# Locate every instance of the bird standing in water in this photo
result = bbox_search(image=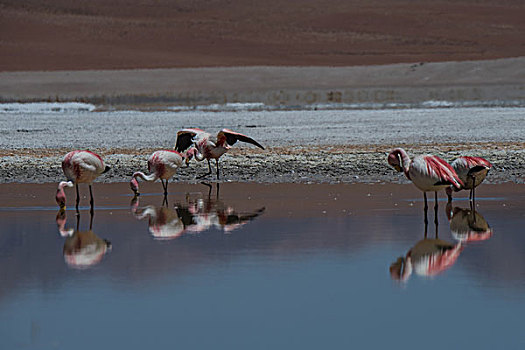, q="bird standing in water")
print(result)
[130,149,194,196]
[446,156,492,203]
[59,150,110,211]
[387,148,463,224]
[175,128,265,179]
